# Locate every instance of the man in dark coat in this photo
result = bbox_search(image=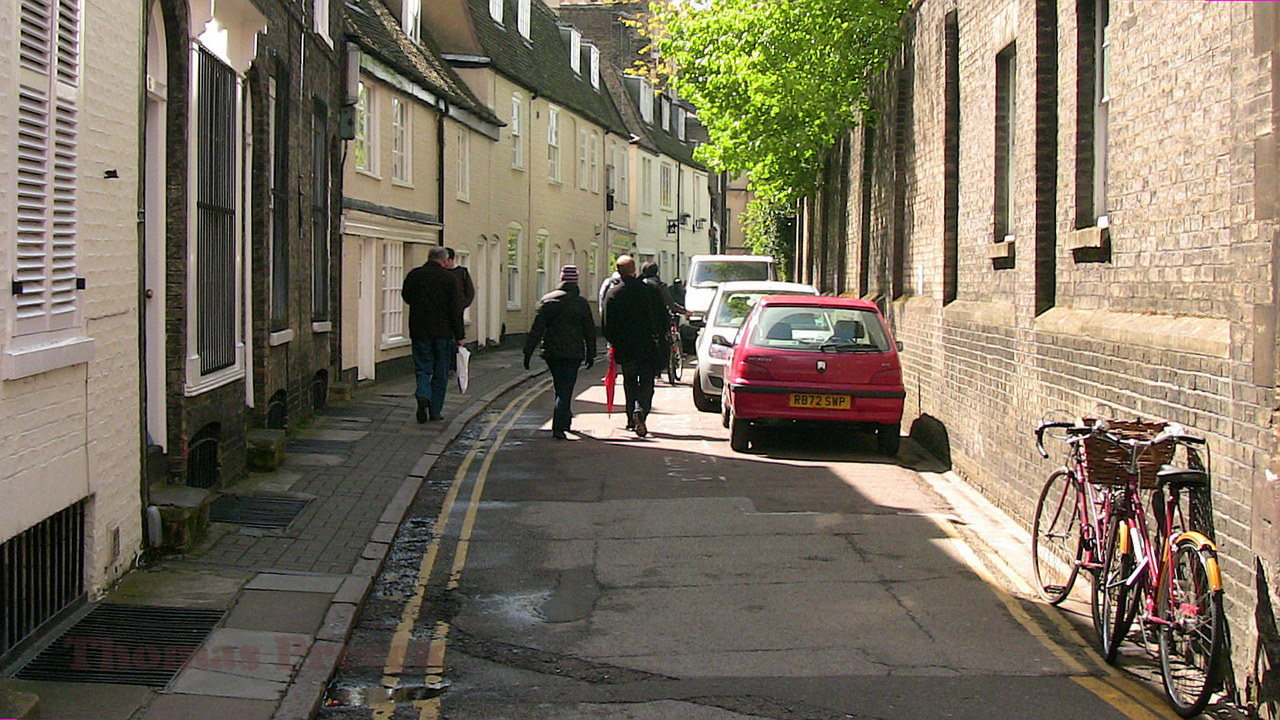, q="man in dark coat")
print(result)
[524,265,596,439]
[601,255,669,437]
[402,246,465,423]
[444,247,476,310]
